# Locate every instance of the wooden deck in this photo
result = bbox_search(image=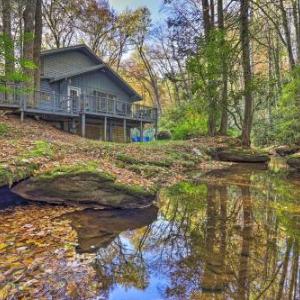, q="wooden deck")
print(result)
[0,87,158,139]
